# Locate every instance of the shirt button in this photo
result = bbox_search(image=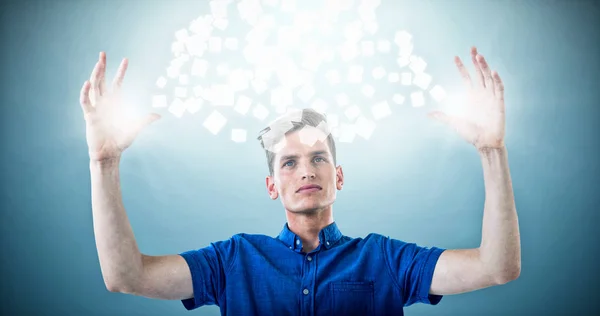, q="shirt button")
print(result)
[326,241,330,246]
[303,289,309,295]
[307,256,312,261]
[296,240,300,245]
